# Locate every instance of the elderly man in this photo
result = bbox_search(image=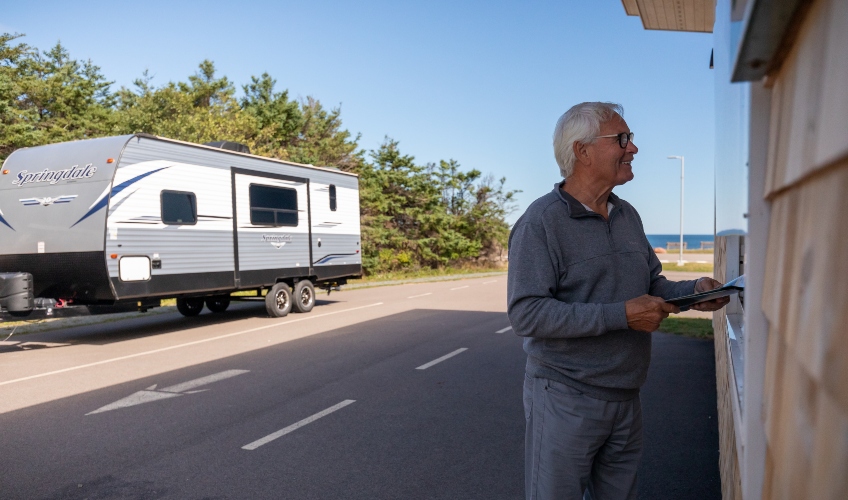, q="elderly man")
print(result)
[508,102,727,500]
